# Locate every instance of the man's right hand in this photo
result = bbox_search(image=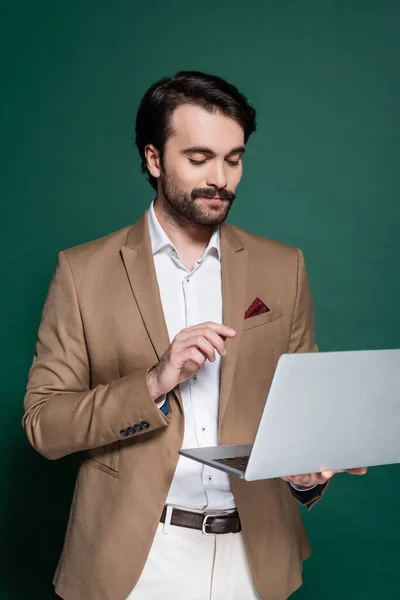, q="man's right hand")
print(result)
[146,322,236,401]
